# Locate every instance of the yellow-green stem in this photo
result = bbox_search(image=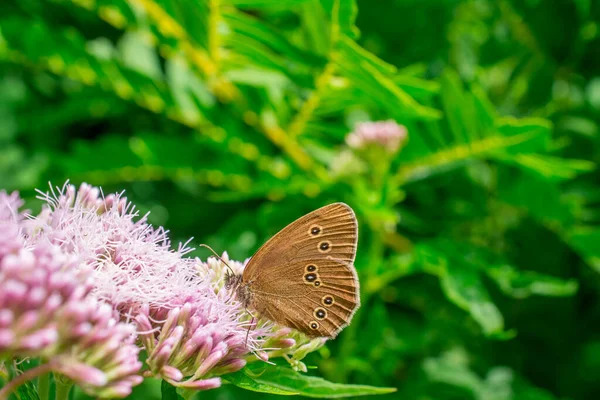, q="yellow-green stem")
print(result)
[54,378,73,400]
[38,373,50,400]
[208,0,221,65]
